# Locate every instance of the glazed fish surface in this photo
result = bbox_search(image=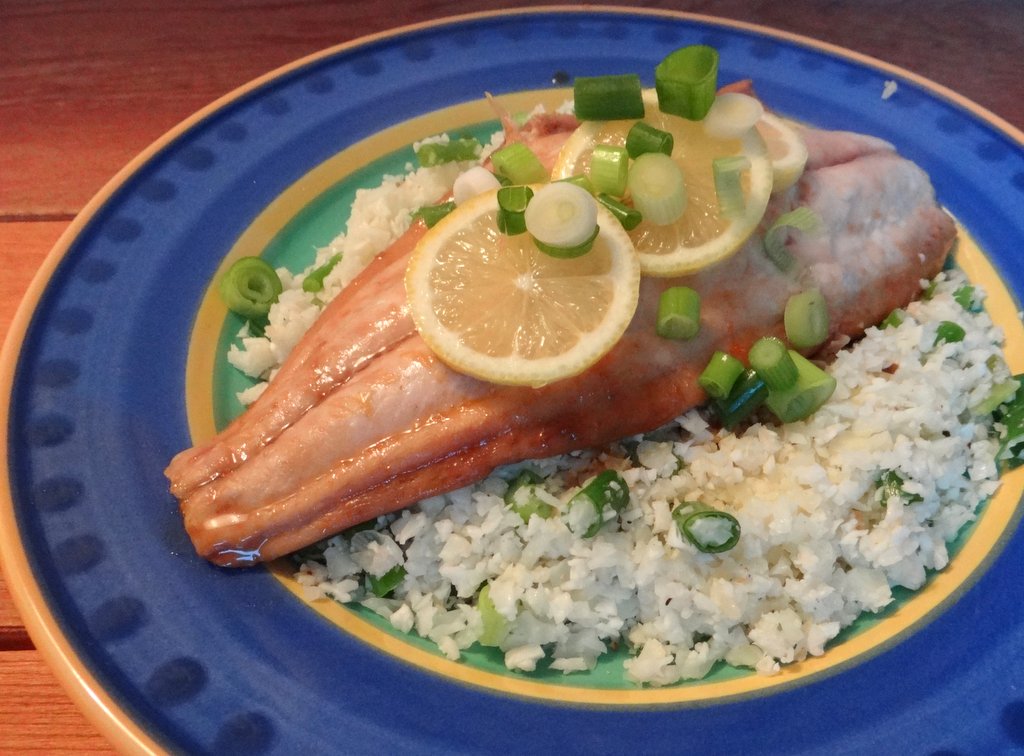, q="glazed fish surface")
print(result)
[166,115,954,567]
